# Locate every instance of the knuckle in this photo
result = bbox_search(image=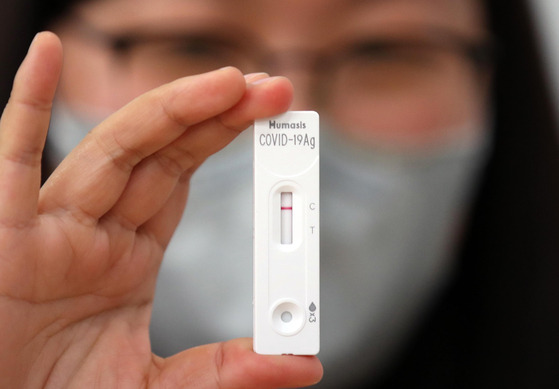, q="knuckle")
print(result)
[93,132,144,174]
